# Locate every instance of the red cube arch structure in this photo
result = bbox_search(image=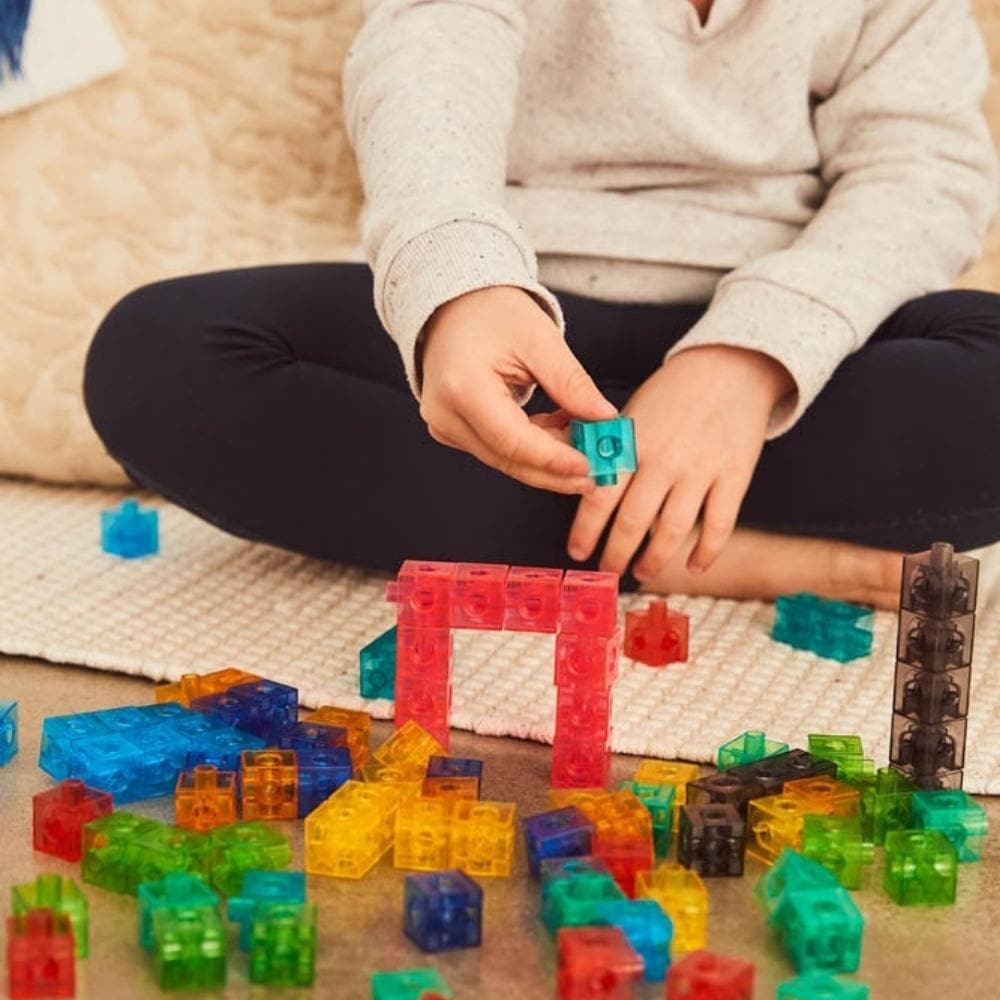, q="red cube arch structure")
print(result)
[385,561,621,788]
